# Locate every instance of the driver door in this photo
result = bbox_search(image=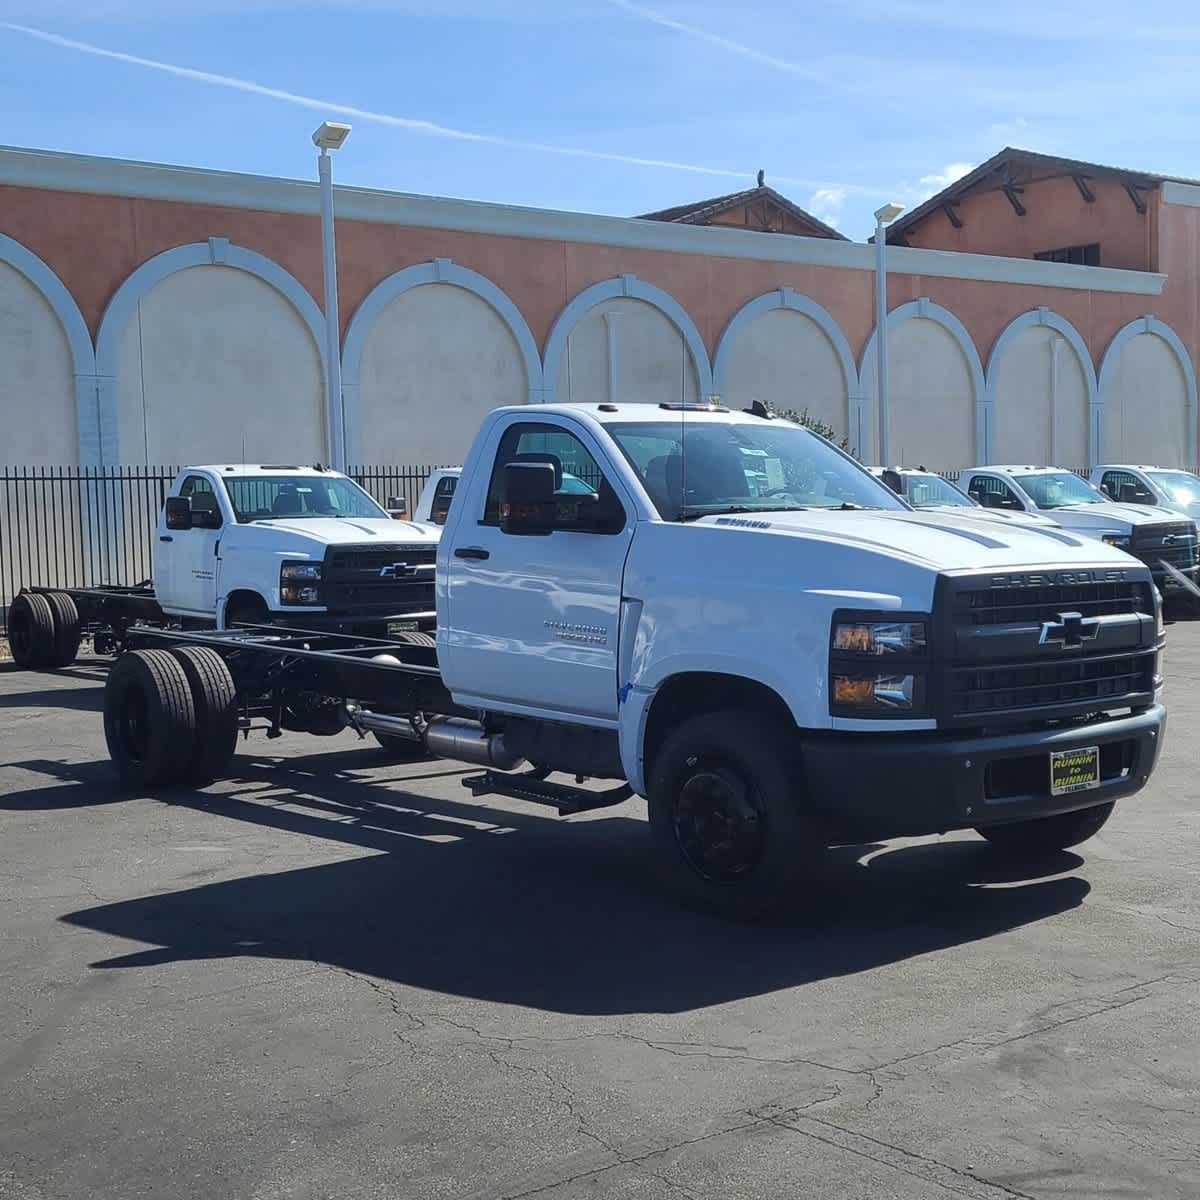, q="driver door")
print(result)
[441,419,633,722]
